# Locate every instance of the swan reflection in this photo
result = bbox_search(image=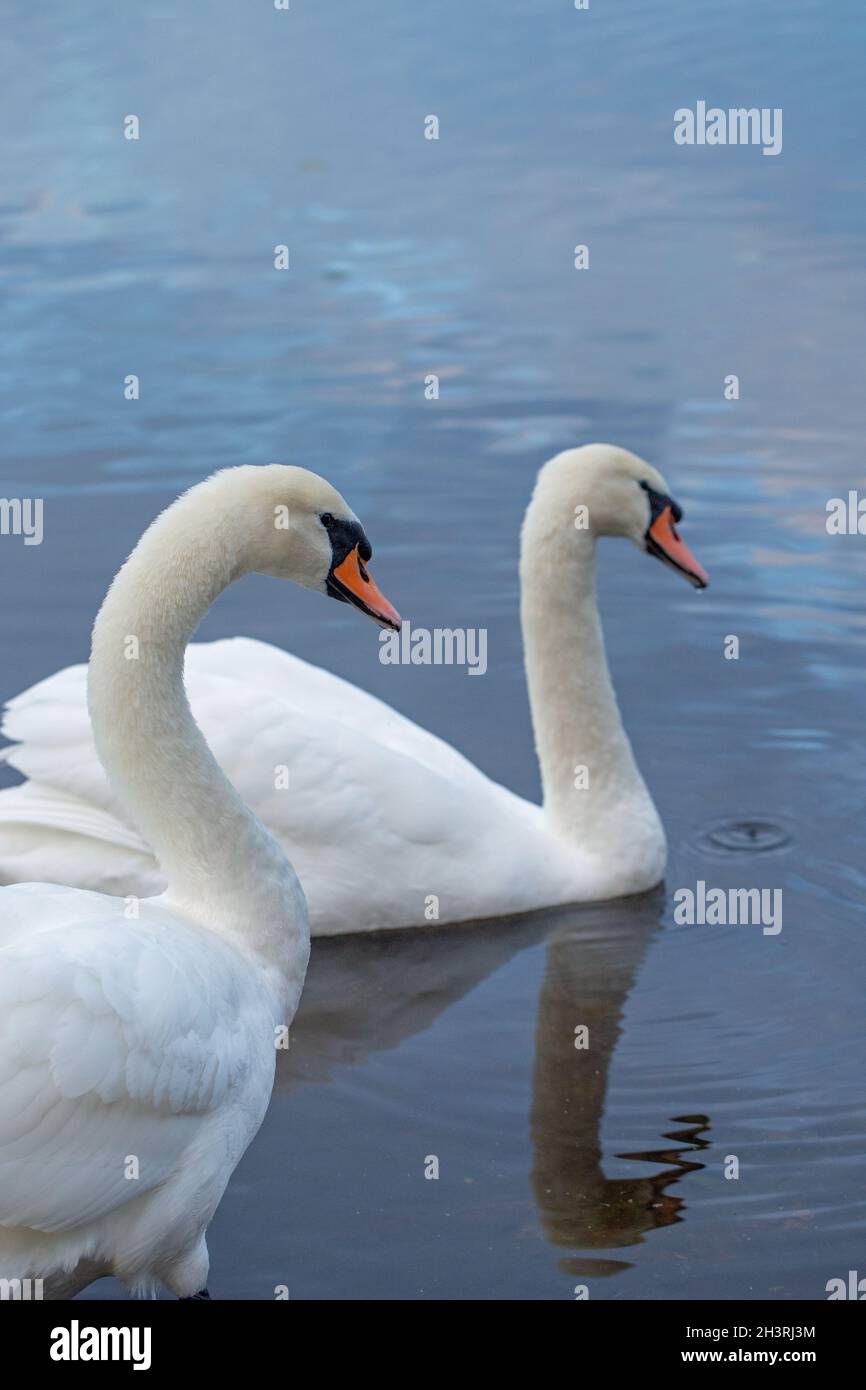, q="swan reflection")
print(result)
[278,889,708,1273]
